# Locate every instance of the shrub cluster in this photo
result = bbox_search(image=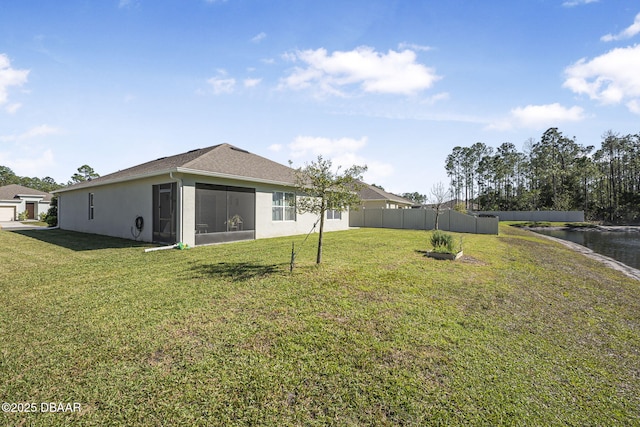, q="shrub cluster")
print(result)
[44,197,58,227]
[430,230,456,253]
